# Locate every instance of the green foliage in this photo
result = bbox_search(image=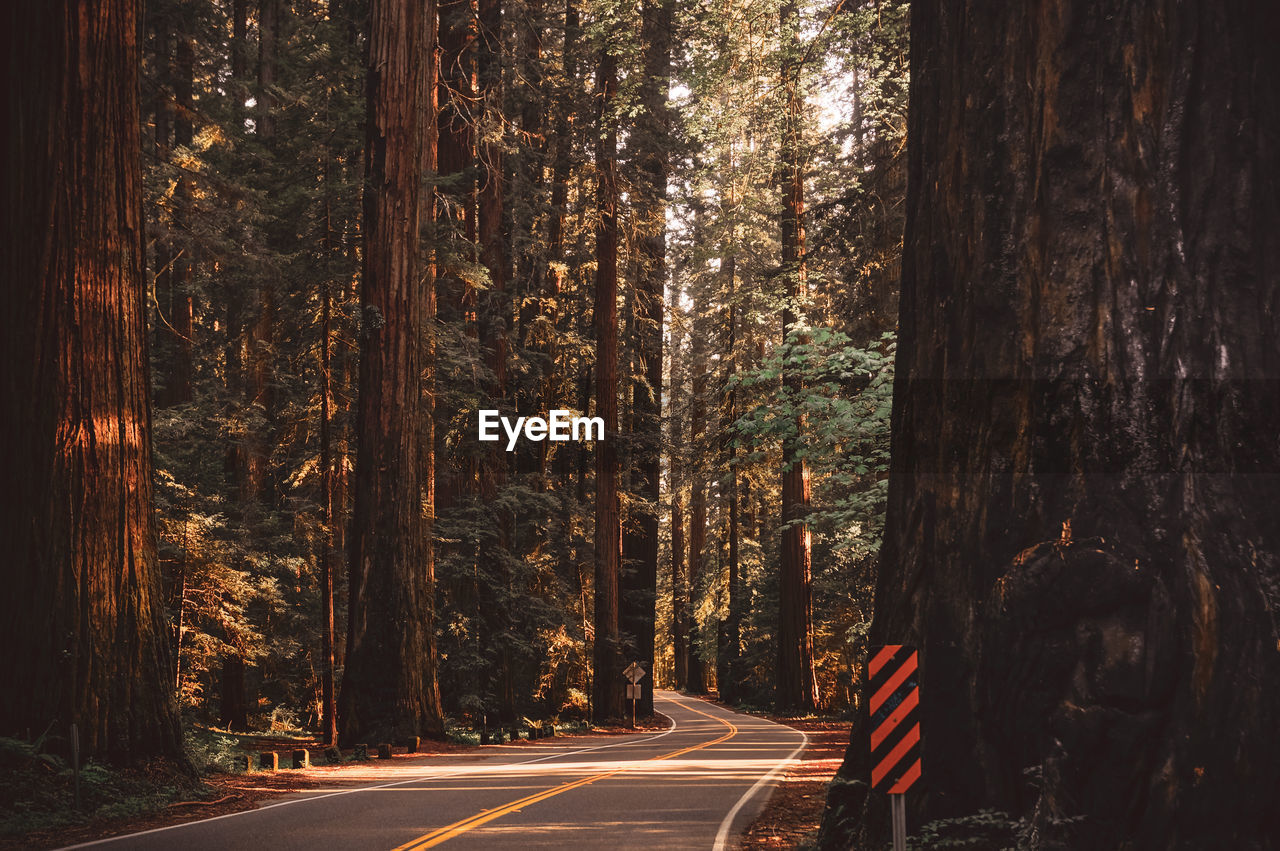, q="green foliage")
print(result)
[905,810,1025,851]
[729,328,893,709]
[136,0,907,739]
[183,725,254,775]
[0,737,206,838]
[653,0,907,713]
[145,0,364,734]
